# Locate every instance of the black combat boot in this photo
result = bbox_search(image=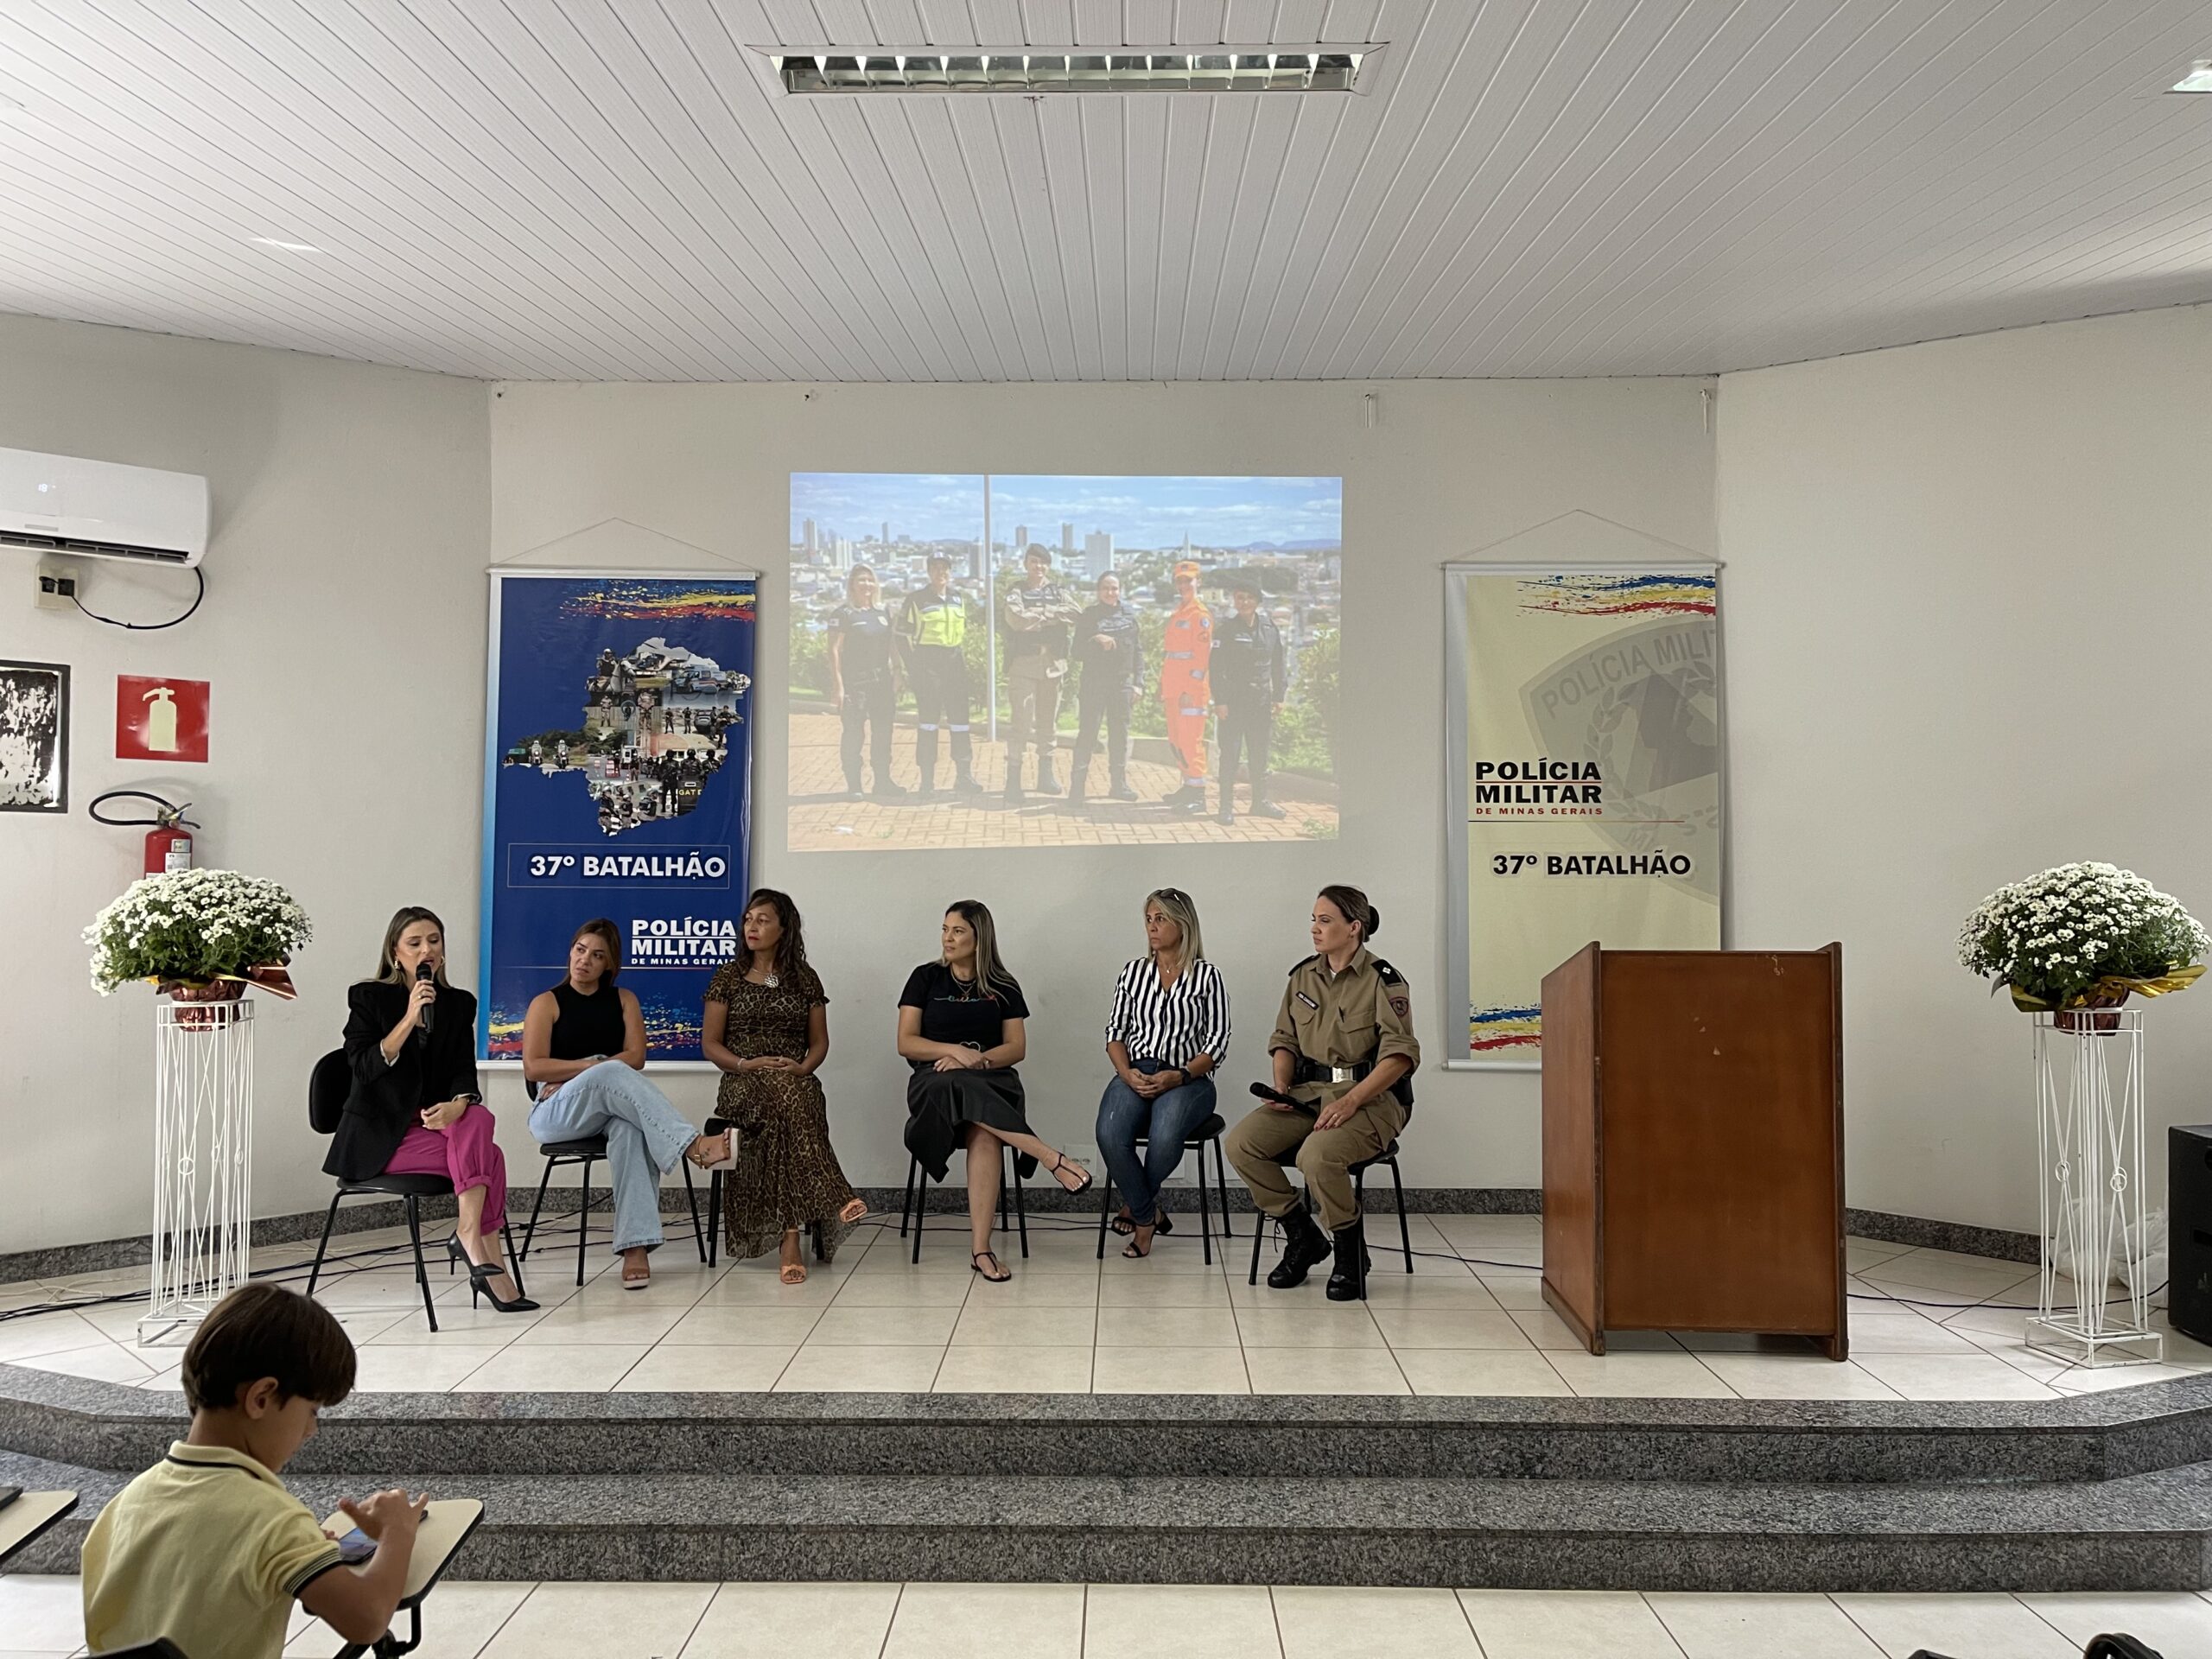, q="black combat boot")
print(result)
[1325,1218,1369,1300]
[1266,1206,1334,1289]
